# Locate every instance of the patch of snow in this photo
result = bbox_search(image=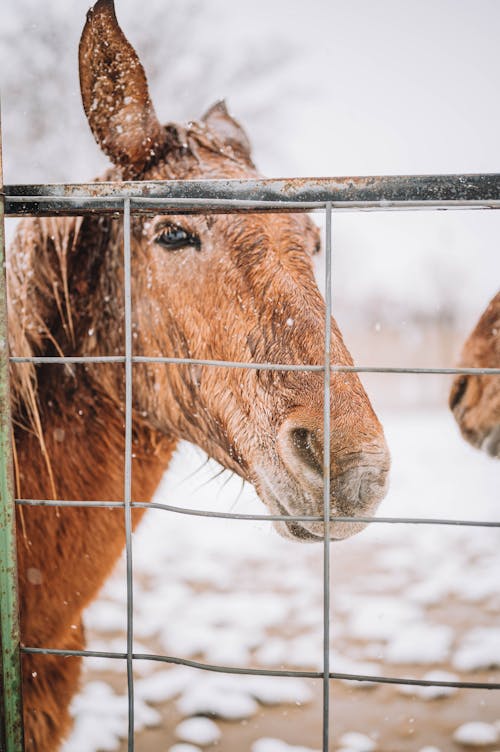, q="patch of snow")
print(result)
[244,675,313,705]
[405,563,459,606]
[374,547,416,572]
[175,717,221,746]
[453,721,499,746]
[251,738,320,752]
[134,583,193,639]
[452,628,500,672]
[164,622,262,665]
[135,668,191,703]
[176,684,258,720]
[159,623,216,658]
[203,636,251,666]
[338,731,377,751]
[174,671,312,721]
[385,624,454,665]
[169,745,202,752]
[451,559,500,603]
[255,638,291,668]
[158,590,289,662]
[62,681,159,752]
[255,633,323,670]
[345,597,422,641]
[332,652,380,690]
[83,600,126,633]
